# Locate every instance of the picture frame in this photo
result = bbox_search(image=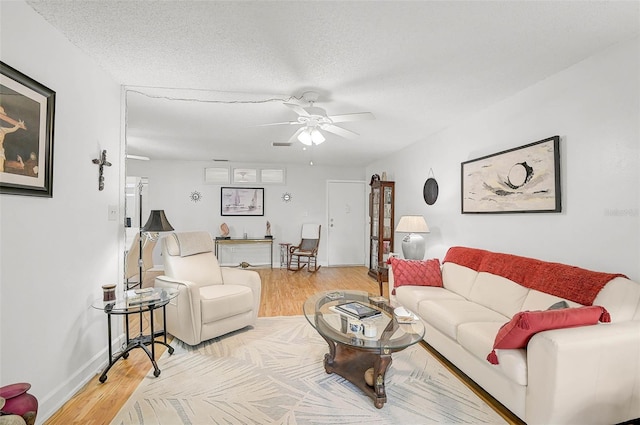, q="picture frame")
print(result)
[461,136,561,214]
[221,187,264,216]
[0,61,56,197]
[233,168,257,184]
[260,168,285,184]
[204,167,229,184]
